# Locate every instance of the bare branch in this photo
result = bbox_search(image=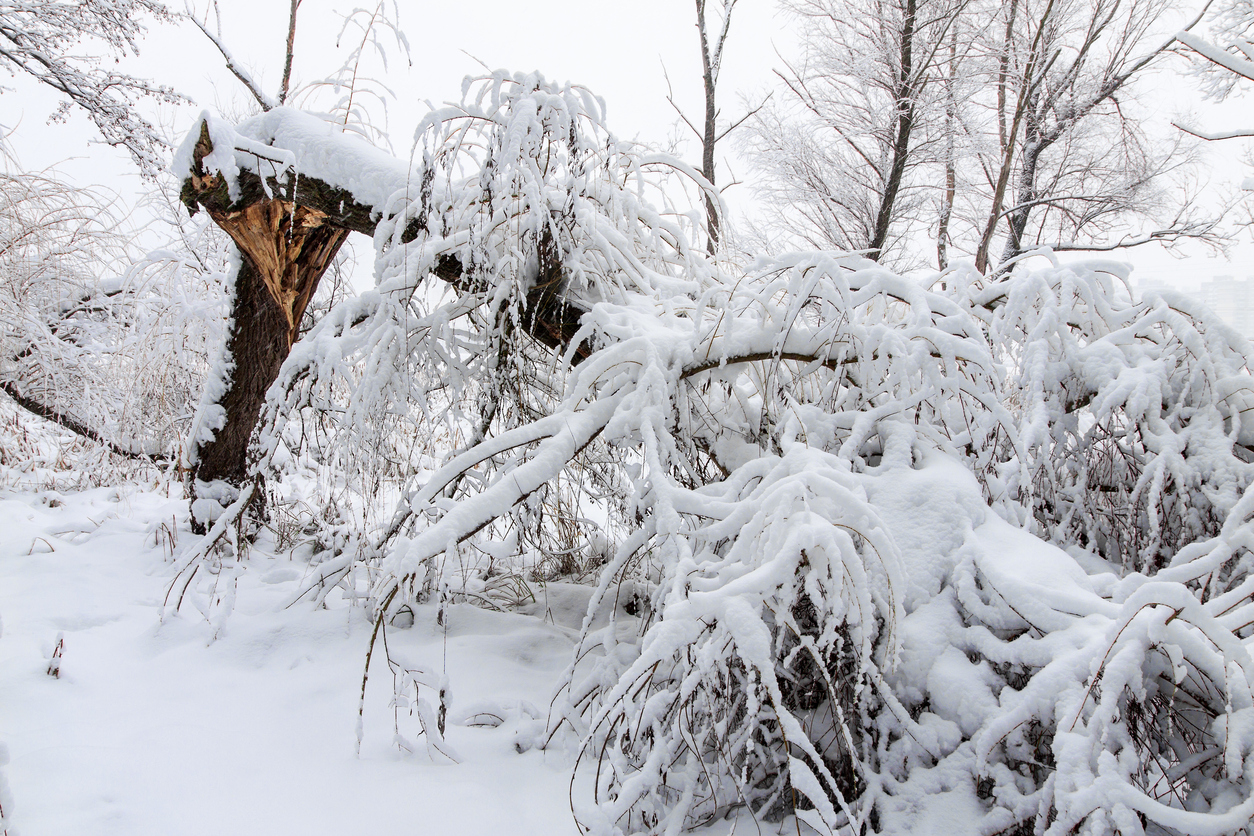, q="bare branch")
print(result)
[278,0,300,105]
[0,379,172,462]
[188,12,276,111]
[661,62,703,140]
[1173,121,1254,141]
[0,1,185,175]
[714,93,772,143]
